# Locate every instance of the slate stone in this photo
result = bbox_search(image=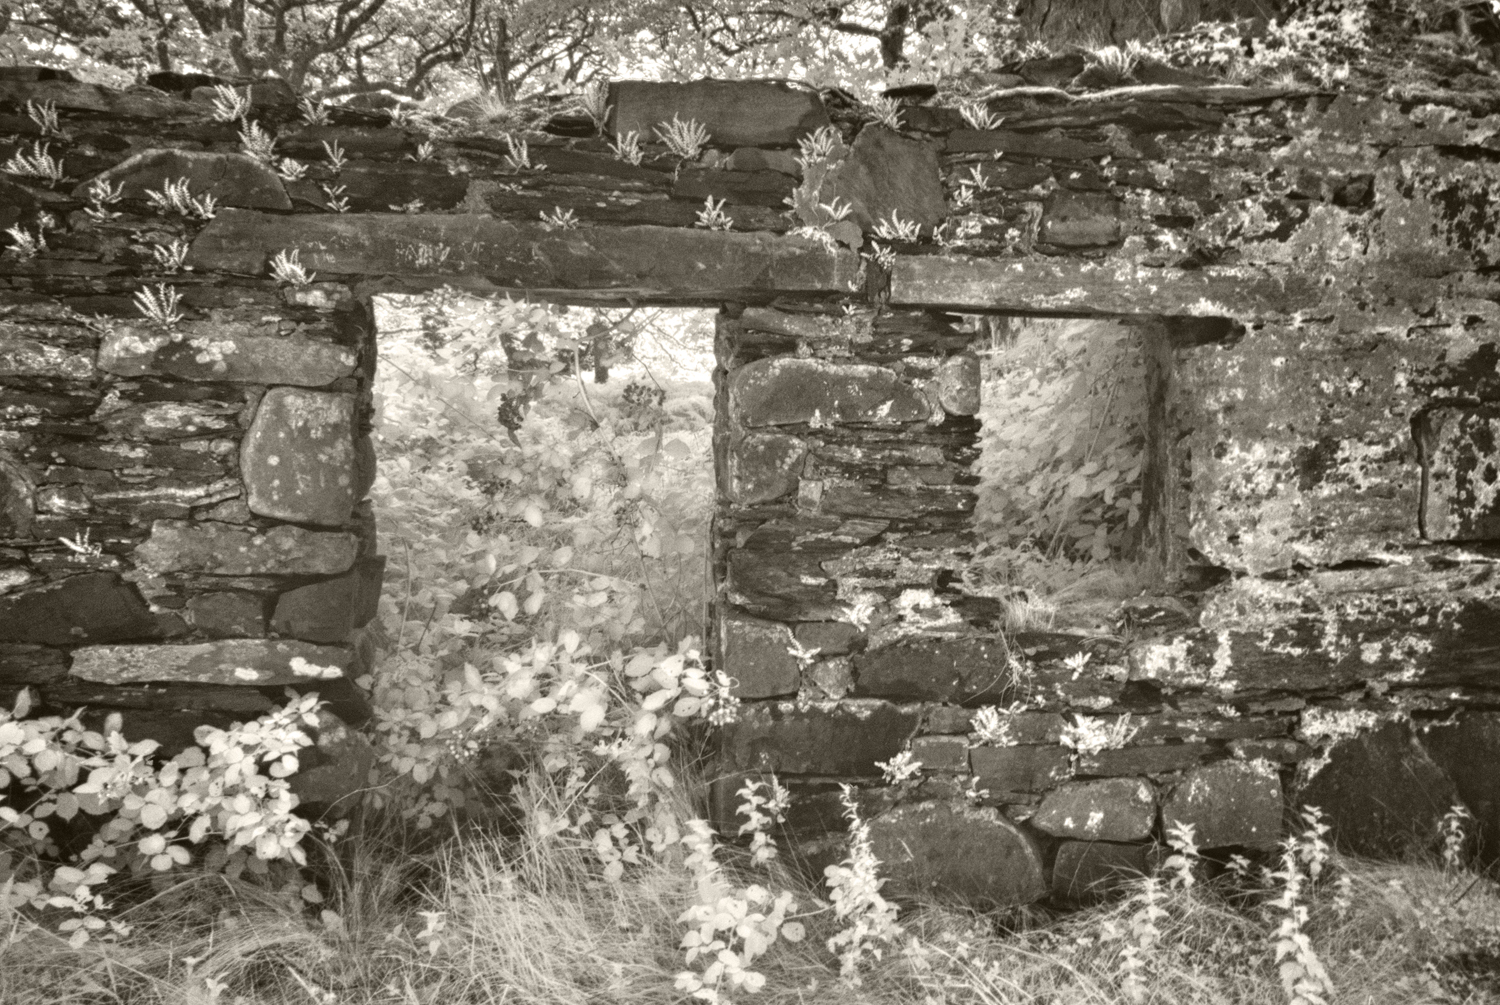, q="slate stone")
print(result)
[937,353,980,415]
[353,434,377,500]
[730,357,928,428]
[1040,190,1121,247]
[823,126,947,234]
[186,591,266,638]
[718,699,919,775]
[793,620,863,657]
[1422,712,1500,865]
[1422,405,1500,540]
[42,680,274,716]
[0,572,161,644]
[96,401,240,441]
[1032,778,1156,841]
[725,147,800,176]
[98,326,357,387]
[242,388,356,526]
[0,78,190,117]
[970,744,1073,796]
[609,80,830,148]
[718,611,800,700]
[944,129,1110,160]
[1295,721,1459,858]
[723,549,842,621]
[337,162,470,212]
[911,735,971,773]
[869,802,1046,907]
[1228,738,1310,763]
[0,332,96,379]
[673,168,796,209]
[75,150,291,210]
[854,637,1018,703]
[0,643,68,685]
[270,557,386,644]
[69,638,350,686]
[727,432,805,504]
[957,160,1053,190]
[187,212,860,295]
[134,520,358,576]
[288,709,375,813]
[1051,841,1150,903]
[0,450,32,537]
[817,482,975,519]
[1076,743,1213,777]
[1163,760,1282,849]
